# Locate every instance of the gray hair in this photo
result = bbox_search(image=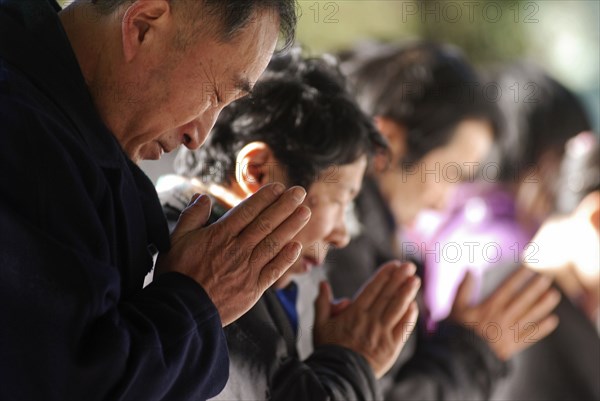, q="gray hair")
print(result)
[91,0,297,51]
